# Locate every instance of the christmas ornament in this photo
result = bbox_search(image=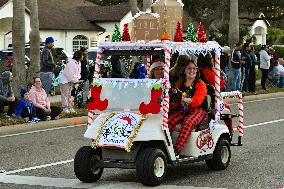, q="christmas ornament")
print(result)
[186,23,197,42]
[88,83,108,111]
[139,84,163,115]
[174,21,183,42]
[197,22,207,42]
[111,24,121,42]
[122,23,131,41]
